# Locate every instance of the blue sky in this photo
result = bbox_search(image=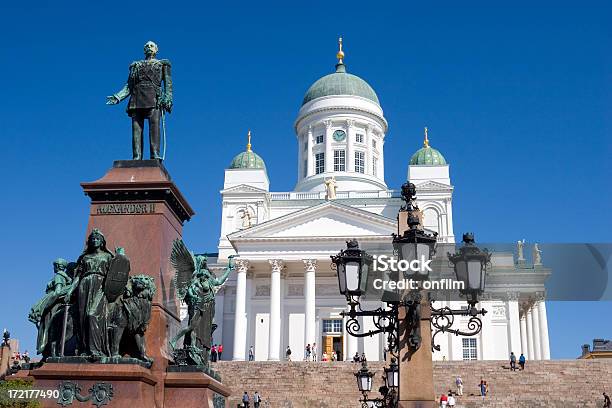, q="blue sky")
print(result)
[1,1,610,359]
